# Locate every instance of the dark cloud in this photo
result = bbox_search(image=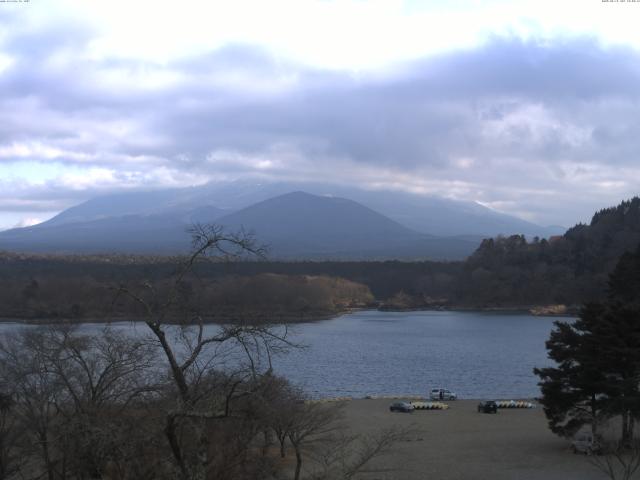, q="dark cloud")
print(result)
[1,24,640,227]
[142,37,640,169]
